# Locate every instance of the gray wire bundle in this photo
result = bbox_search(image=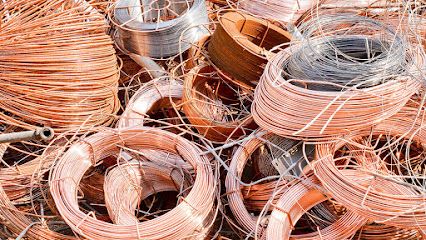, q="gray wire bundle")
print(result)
[111,0,209,59]
[283,14,413,90]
